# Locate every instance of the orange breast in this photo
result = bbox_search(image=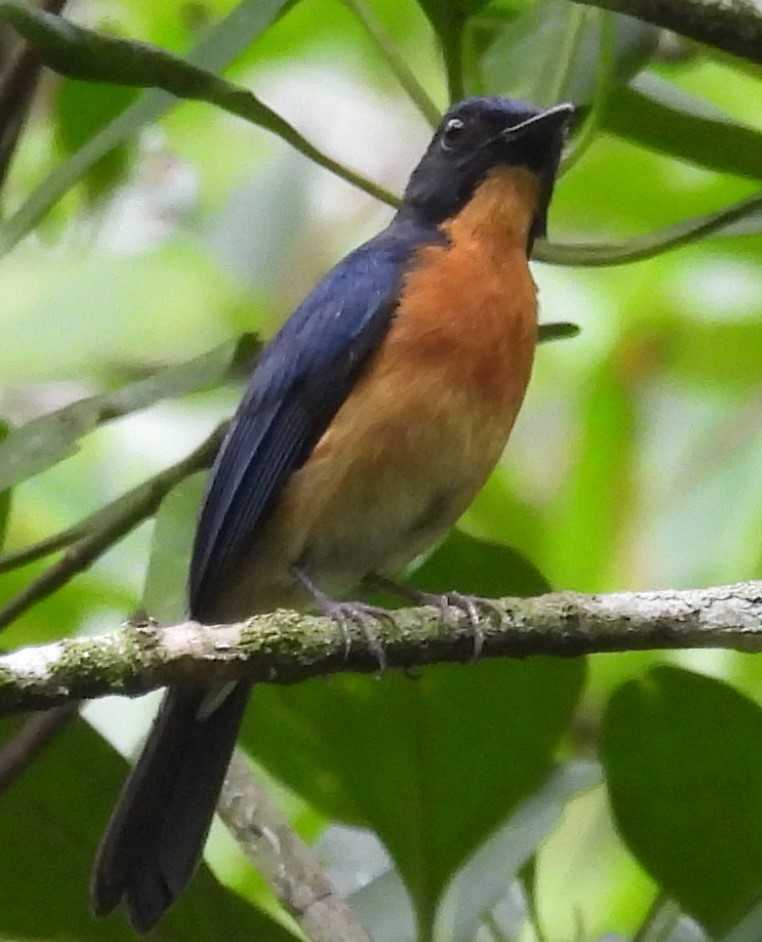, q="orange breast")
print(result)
[218,167,542,616]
